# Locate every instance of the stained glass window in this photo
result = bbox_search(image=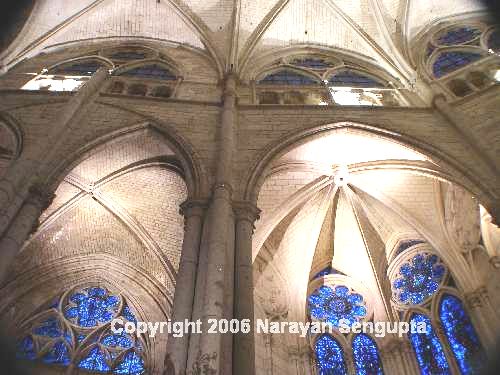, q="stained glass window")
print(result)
[312,266,346,280]
[308,285,367,326]
[409,313,451,375]
[392,253,446,305]
[433,51,482,78]
[16,287,146,374]
[436,27,482,46]
[352,334,384,375]
[487,30,500,52]
[290,57,335,70]
[52,60,107,76]
[121,64,176,80]
[328,71,385,88]
[111,51,147,61]
[258,70,319,85]
[439,294,485,374]
[315,335,348,375]
[393,240,424,258]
